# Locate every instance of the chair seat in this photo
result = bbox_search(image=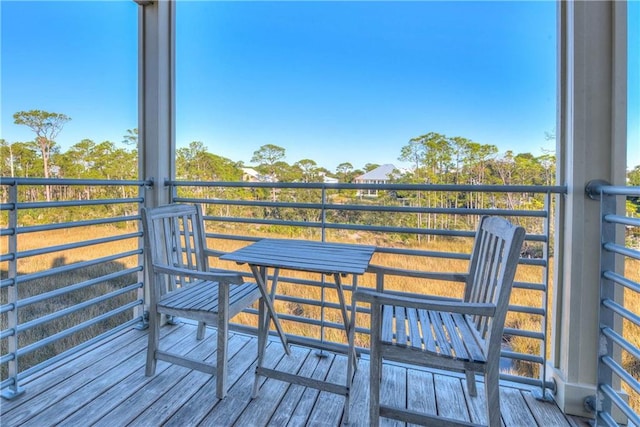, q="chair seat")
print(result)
[380,305,487,363]
[159,280,261,318]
